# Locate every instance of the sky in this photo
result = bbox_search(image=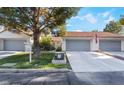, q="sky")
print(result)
[66,7,124,32]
